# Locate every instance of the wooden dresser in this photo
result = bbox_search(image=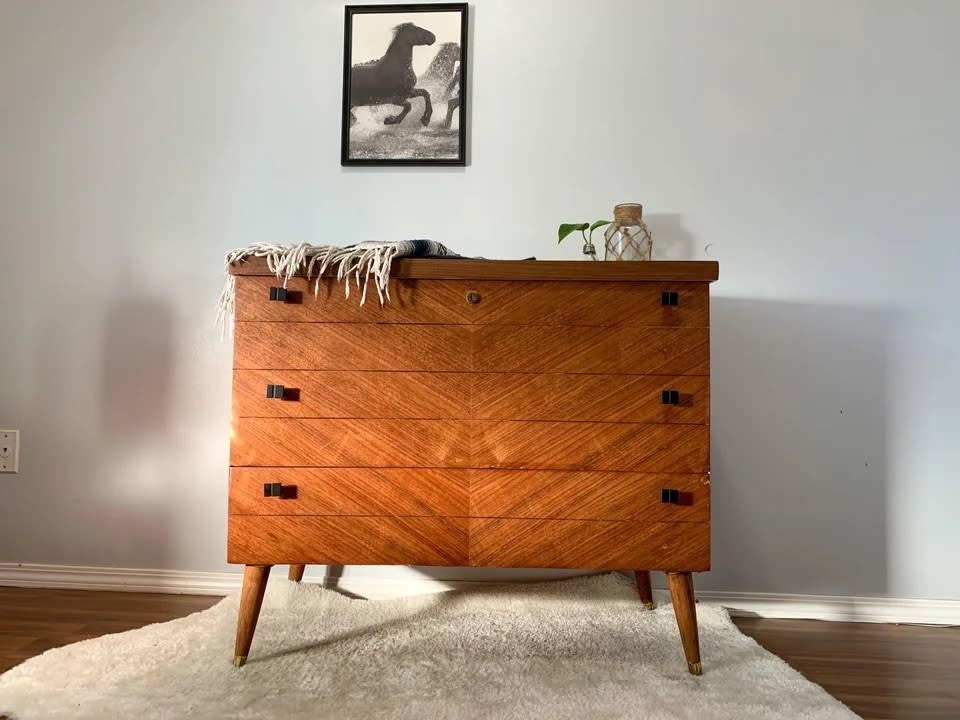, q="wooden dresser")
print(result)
[226,258,718,674]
